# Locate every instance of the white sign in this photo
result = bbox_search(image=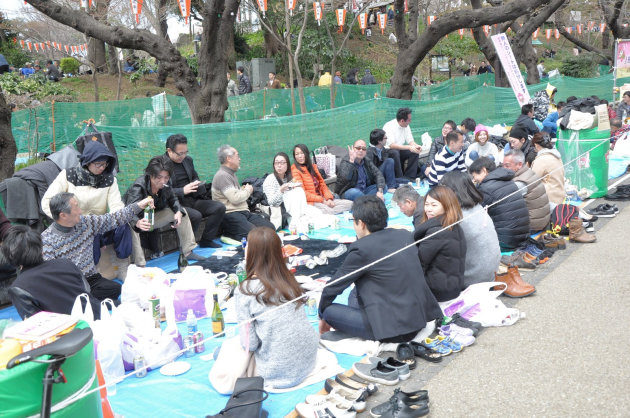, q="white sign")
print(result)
[491,33,531,107]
